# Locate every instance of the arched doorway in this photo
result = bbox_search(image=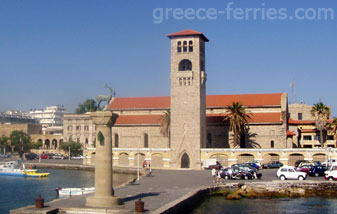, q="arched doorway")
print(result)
[52,139,57,149]
[262,153,280,164]
[118,153,129,166]
[134,153,145,167]
[313,153,326,162]
[181,153,190,168]
[238,154,254,163]
[288,154,304,166]
[210,154,229,167]
[45,139,50,149]
[152,153,164,168]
